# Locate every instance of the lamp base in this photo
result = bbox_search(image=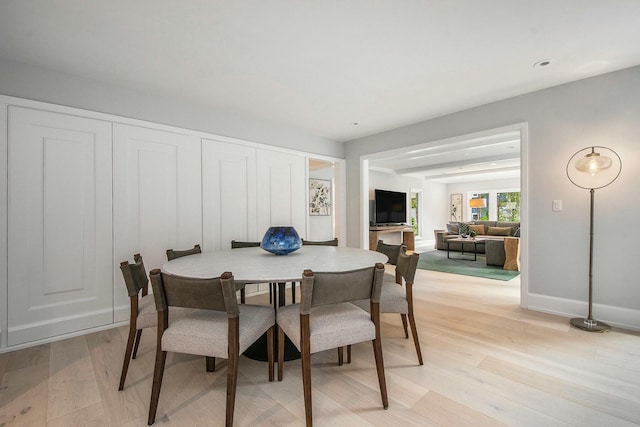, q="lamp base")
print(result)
[570,317,611,333]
